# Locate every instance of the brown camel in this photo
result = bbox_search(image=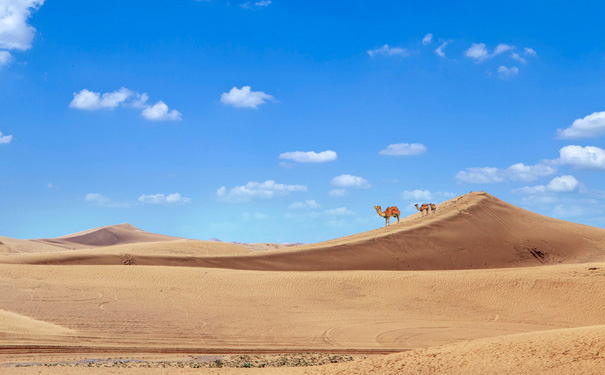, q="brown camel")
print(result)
[415,203,429,216]
[374,205,400,227]
[430,203,437,214]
